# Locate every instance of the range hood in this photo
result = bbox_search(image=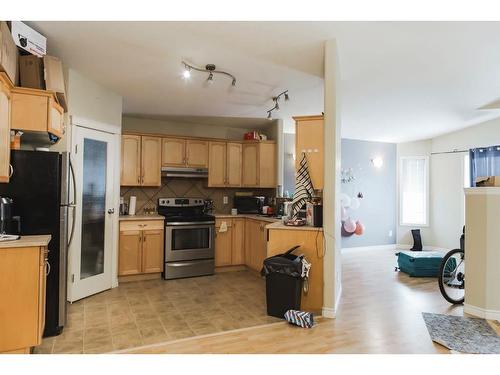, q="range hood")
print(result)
[161,167,208,178]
